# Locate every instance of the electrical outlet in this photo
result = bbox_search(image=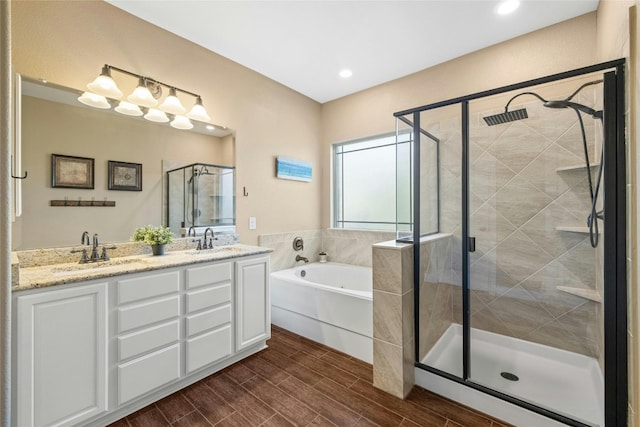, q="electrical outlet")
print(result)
[249,217,257,230]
